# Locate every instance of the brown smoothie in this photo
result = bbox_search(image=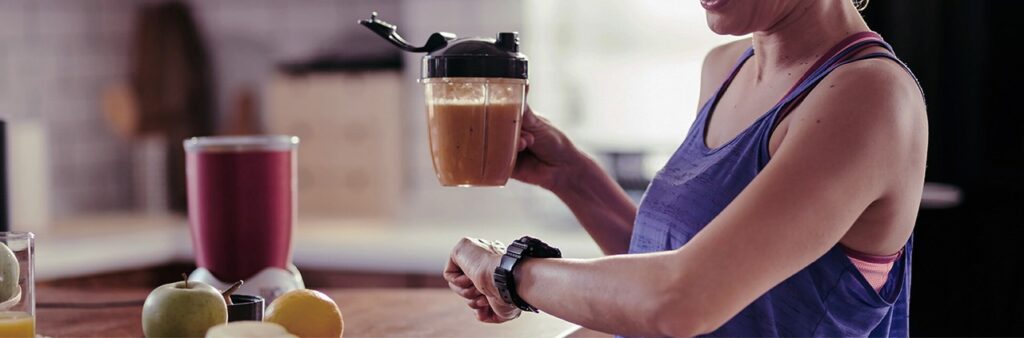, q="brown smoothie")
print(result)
[426,102,523,186]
